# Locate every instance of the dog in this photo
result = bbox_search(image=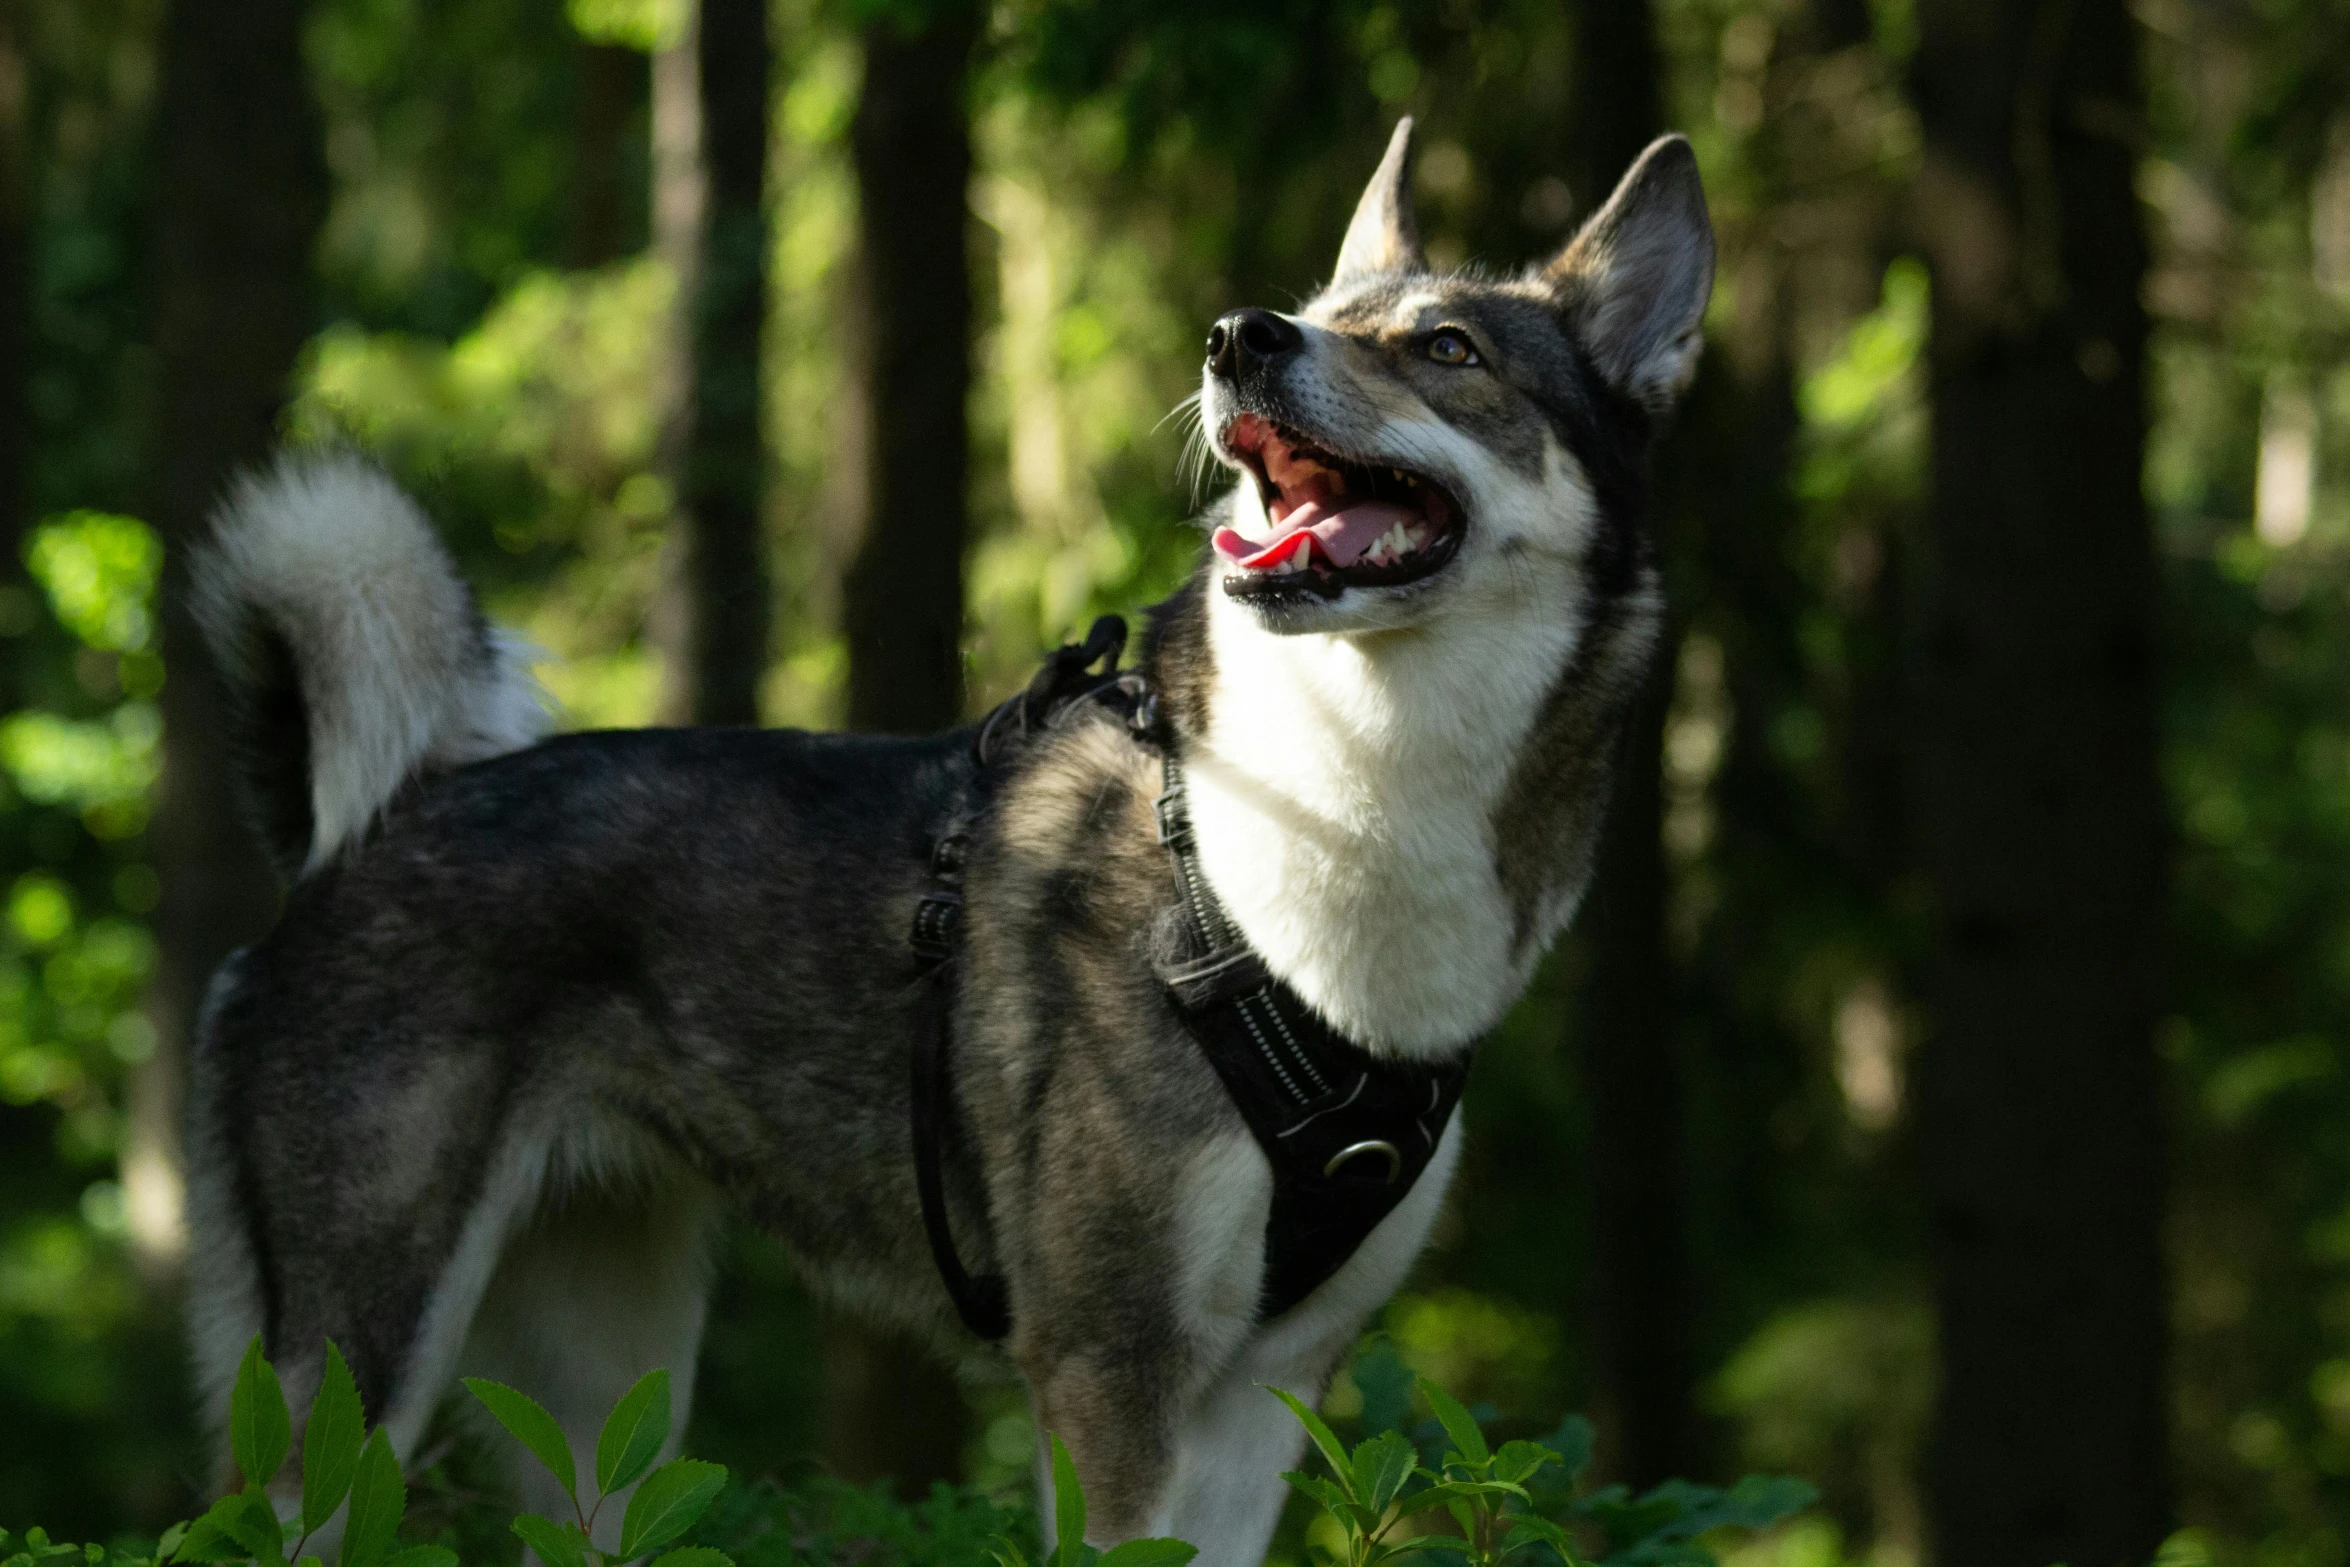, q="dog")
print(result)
[182,118,1711,1566]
